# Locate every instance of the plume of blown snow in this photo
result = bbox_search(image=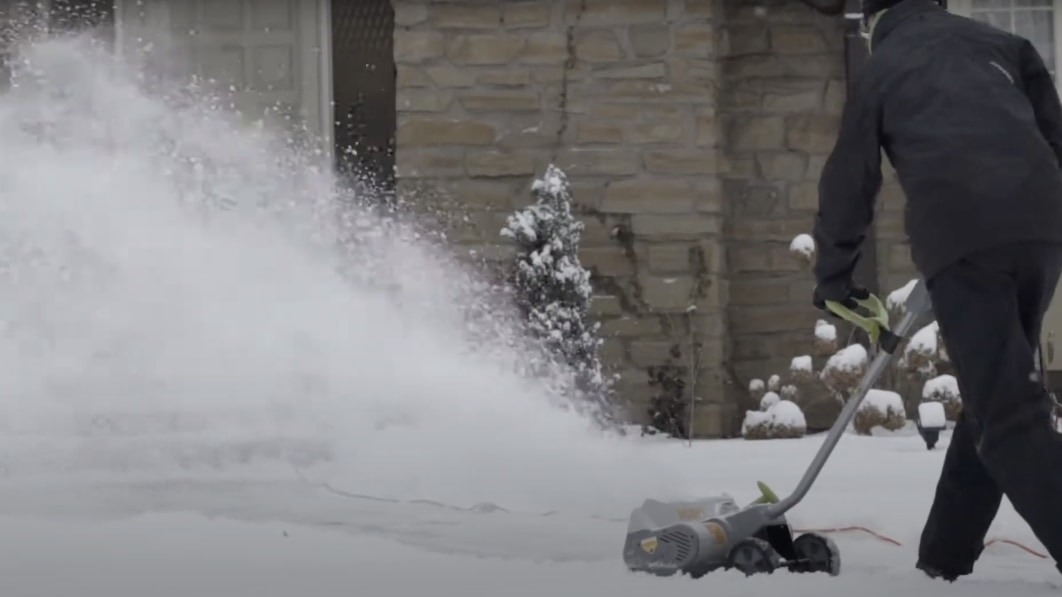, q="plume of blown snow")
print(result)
[0,35,685,516]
